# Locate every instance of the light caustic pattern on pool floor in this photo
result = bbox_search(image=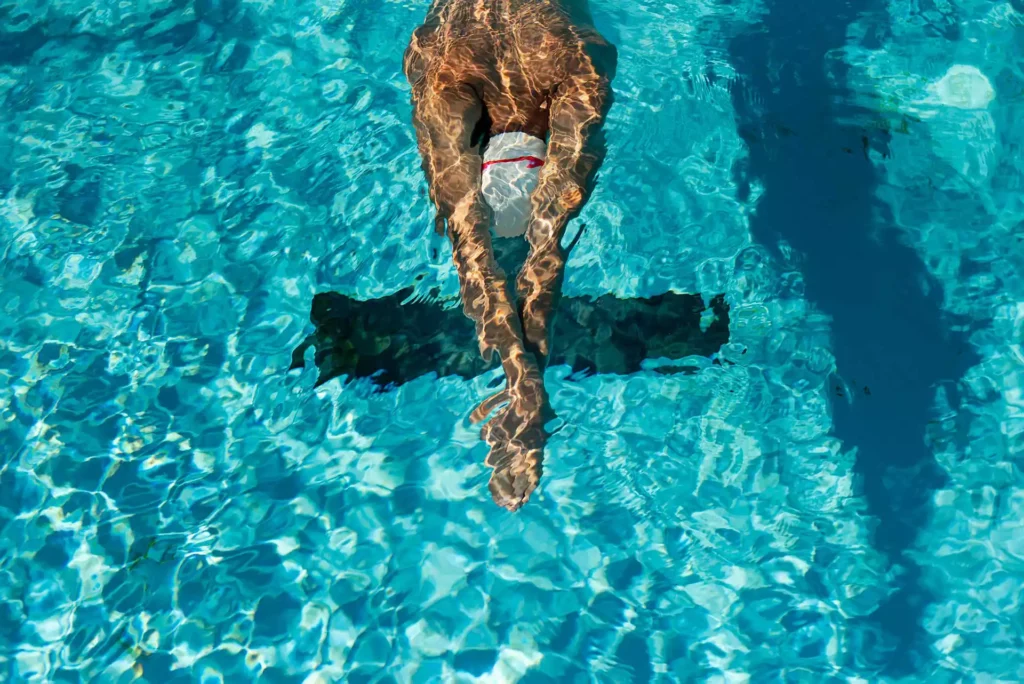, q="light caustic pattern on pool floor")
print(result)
[0,0,1021,682]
